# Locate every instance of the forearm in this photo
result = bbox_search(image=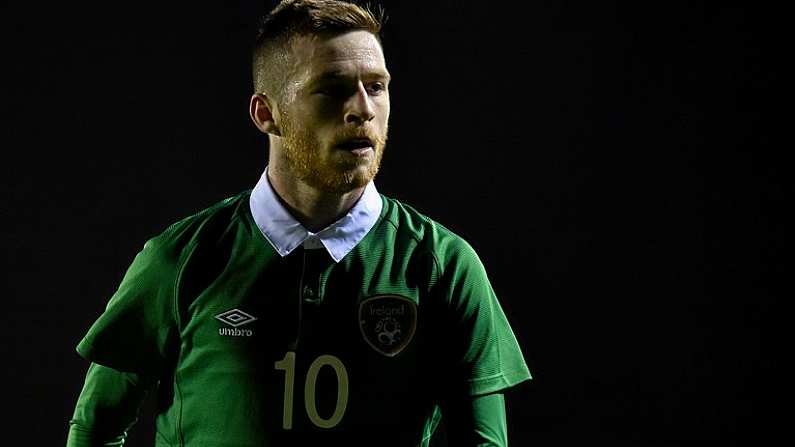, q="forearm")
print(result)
[66,363,154,447]
[442,392,508,447]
